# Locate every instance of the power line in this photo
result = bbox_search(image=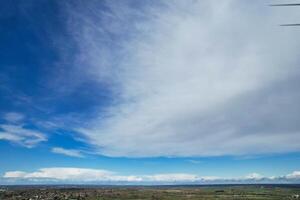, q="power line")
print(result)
[270,3,300,6]
[270,2,300,26]
[280,24,300,26]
